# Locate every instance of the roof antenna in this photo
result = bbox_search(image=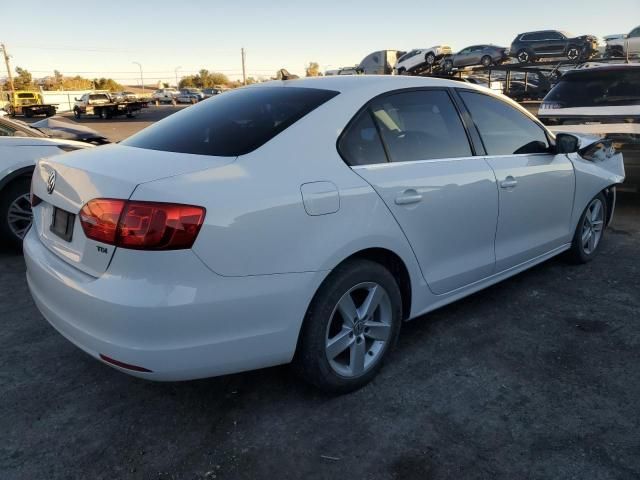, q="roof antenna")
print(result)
[277,69,299,80]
